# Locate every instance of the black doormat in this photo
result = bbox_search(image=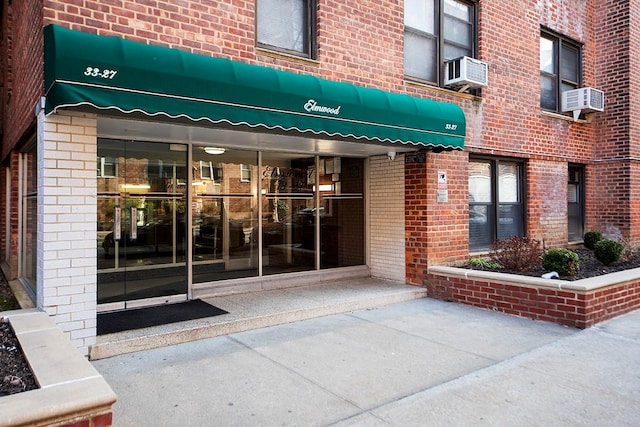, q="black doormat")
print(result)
[97,300,228,335]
